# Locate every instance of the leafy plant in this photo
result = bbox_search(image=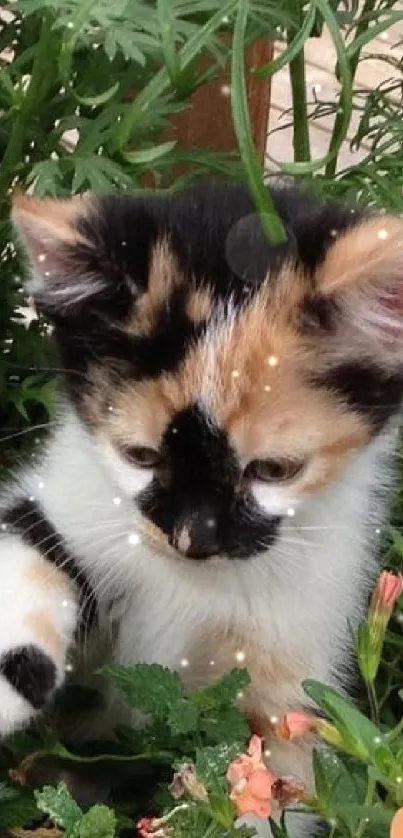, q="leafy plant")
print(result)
[0,573,402,837]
